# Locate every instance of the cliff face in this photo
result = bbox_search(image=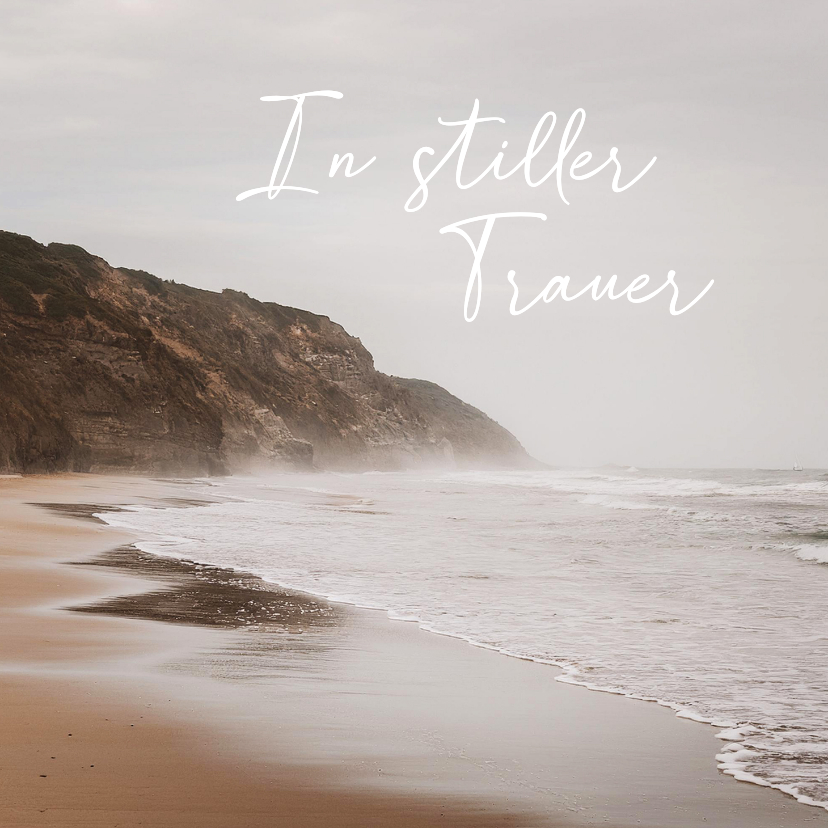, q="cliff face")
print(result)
[0,231,533,475]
